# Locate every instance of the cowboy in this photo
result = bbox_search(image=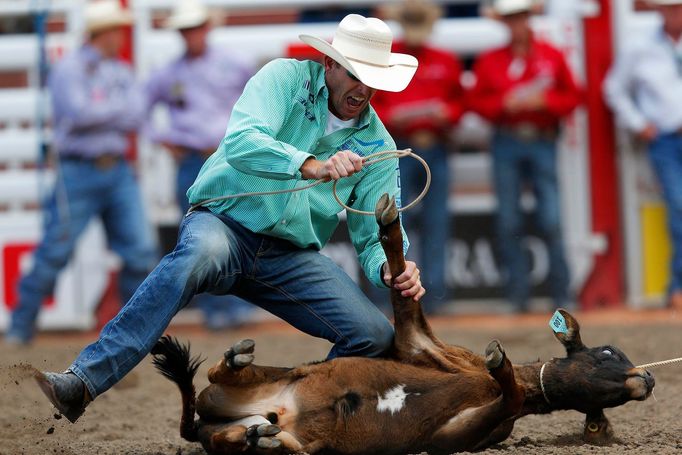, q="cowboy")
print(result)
[144,0,255,329]
[35,14,425,423]
[468,0,581,313]
[4,0,157,346]
[604,0,682,310]
[373,0,465,314]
